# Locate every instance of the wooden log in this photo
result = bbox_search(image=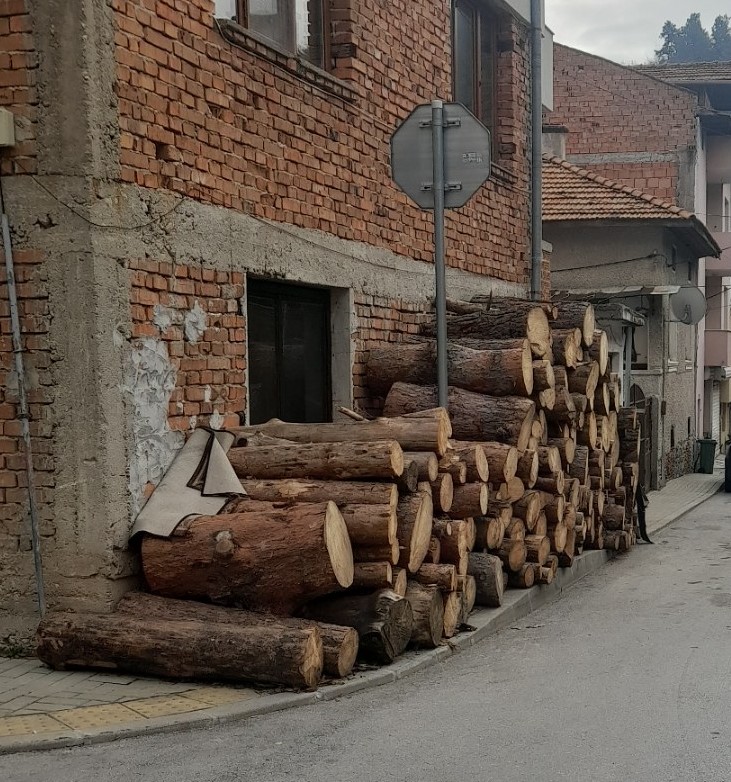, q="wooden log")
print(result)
[38,609,324,690]
[593,490,606,518]
[545,387,577,424]
[571,392,589,413]
[603,503,626,531]
[405,451,439,482]
[577,412,598,449]
[405,582,445,648]
[620,428,641,462]
[142,503,353,614]
[397,491,434,573]
[478,514,505,550]
[457,575,478,623]
[115,593,354,681]
[543,493,565,526]
[340,505,397,547]
[439,519,470,564]
[567,446,589,484]
[366,340,534,397]
[430,472,454,514]
[568,362,600,399]
[537,445,562,477]
[497,539,527,572]
[550,522,568,554]
[564,477,580,508]
[534,473,565,495]
[439,455,467,485]
[396,459,419,493]
[442,592,462,638]
[448,483,489,518]
[425,537,441,564]
[533,564,554,585]
[524,535,550,566]
[384,384,535,452]
[493,476,526,503]
[391,567,408,597]
[515,450,539,488]
[352,562,393,590]
[589,330,609,377]
[618,407,638,430]
[505,517,526,540]
[533,511,548,536]
[467,553,504,607]
[354,542,399,565]
[594,383,611,417]
[231,415,450,457]
[532,360,556,391]
[451,444,490,482]
[547,437,575,468]
[228,441,404,481]
[553,302,595,347]
[553,328,582,368]
[508,564,536,589]
[535,387,556,411]
[513,490,542,530]
[239,479,399,508]
[413,563,458,592]
[302,590,413,665]
[422,303,551,358]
